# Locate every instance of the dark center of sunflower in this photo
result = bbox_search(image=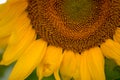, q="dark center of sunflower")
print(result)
[27,0,119,53]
